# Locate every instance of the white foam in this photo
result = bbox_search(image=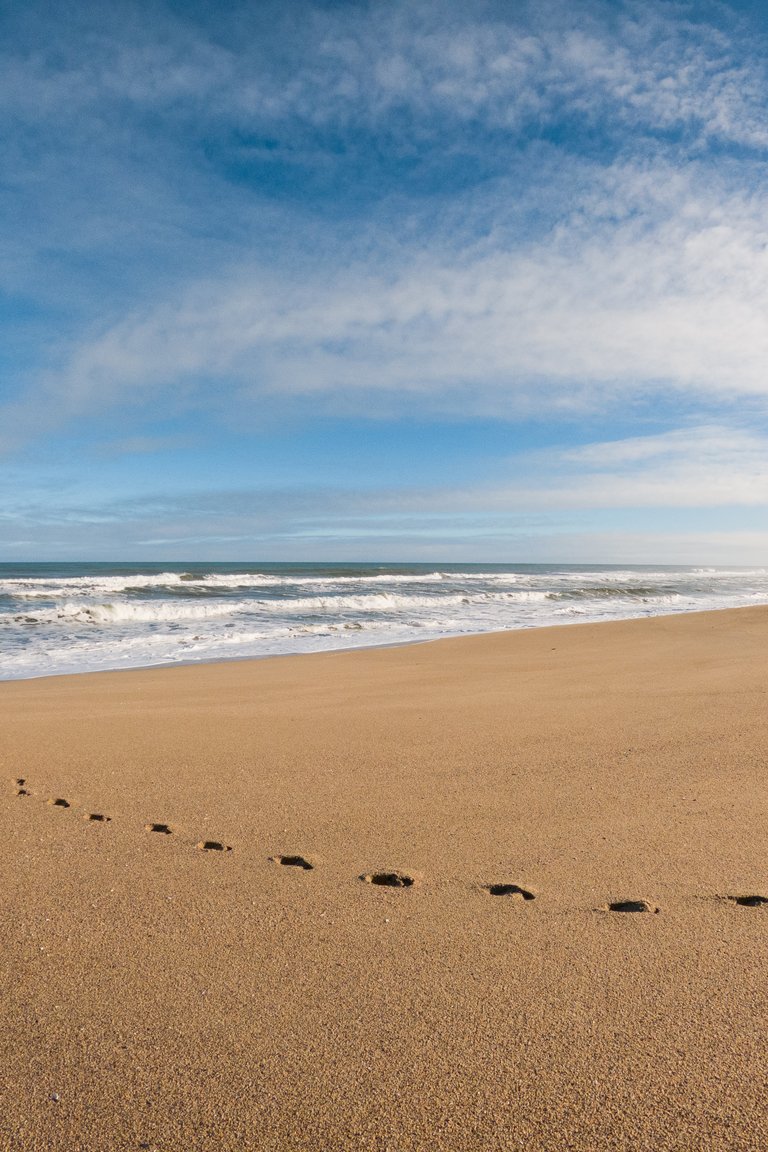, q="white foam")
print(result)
[1,570,450,597]
[13,599,245,625]
[7,588,560,626]
[4,564,768,680]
